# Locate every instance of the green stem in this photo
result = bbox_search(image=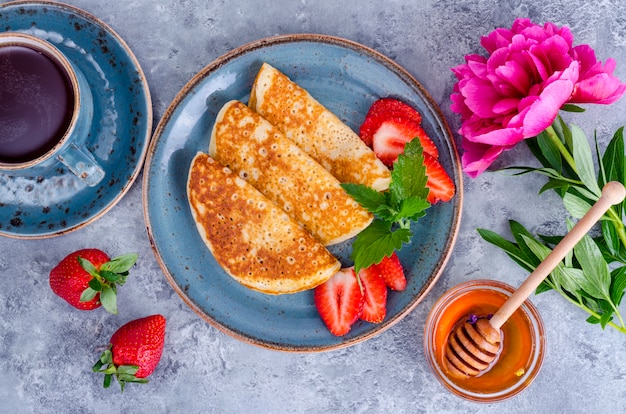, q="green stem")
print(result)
[544,125,577,173]
[558,289,626,333]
